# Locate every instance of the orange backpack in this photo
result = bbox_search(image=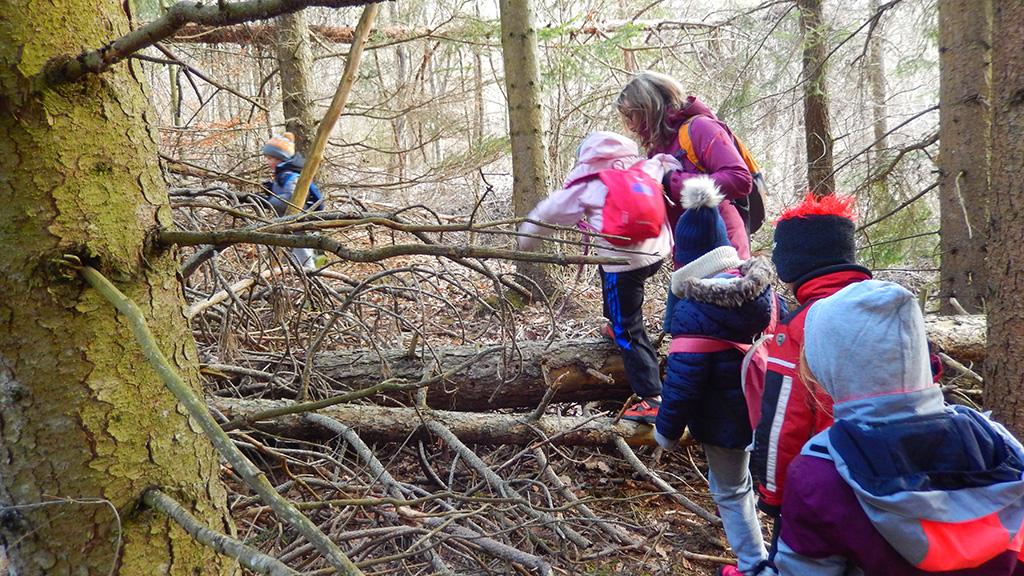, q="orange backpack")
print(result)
[678,118,767,234]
